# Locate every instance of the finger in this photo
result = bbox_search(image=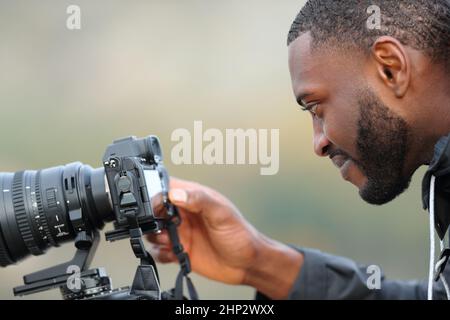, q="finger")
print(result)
[169,186,216,214]
[149,245,177,263]
[146,230,171,246]
[168,176,236,226]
